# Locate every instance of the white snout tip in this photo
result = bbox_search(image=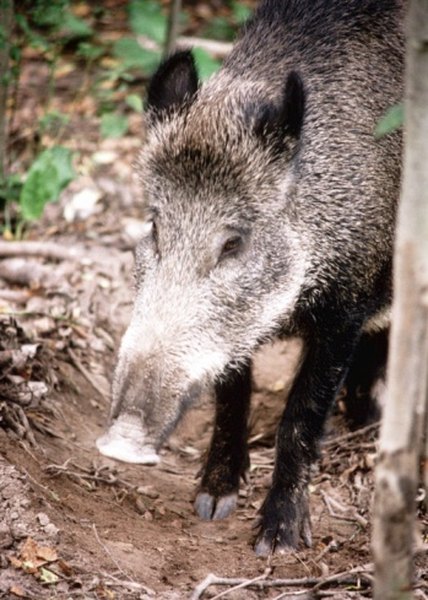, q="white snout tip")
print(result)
[96,415,160,465]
